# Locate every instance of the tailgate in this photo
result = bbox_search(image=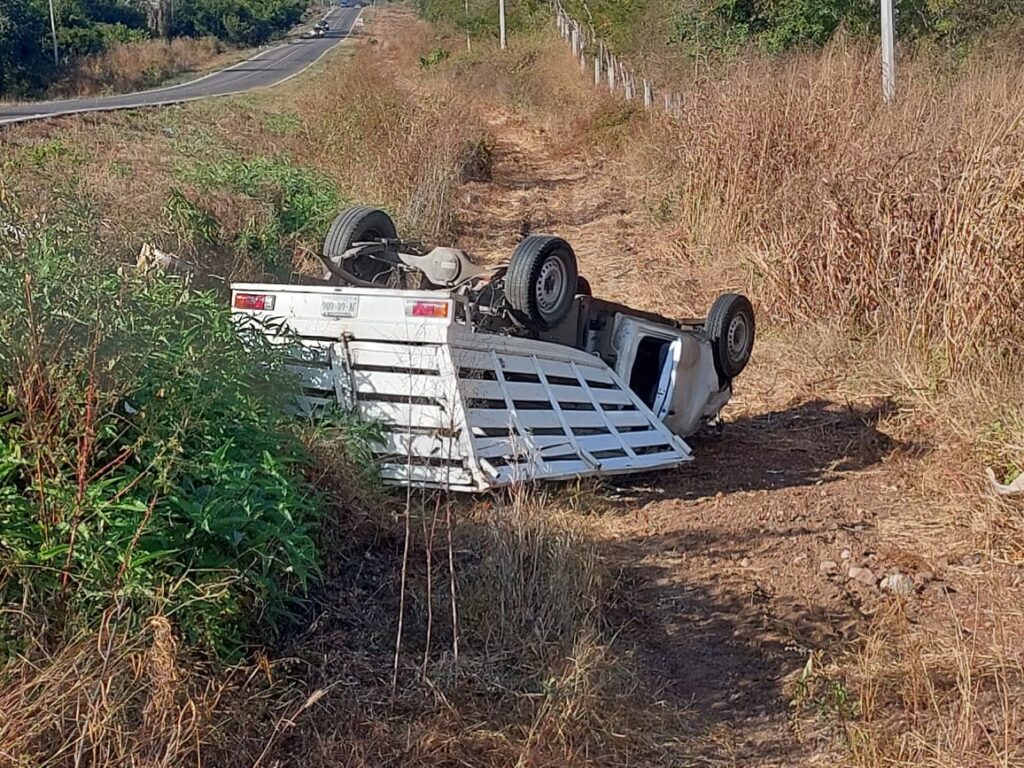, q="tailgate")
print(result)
[230,283,455,343]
